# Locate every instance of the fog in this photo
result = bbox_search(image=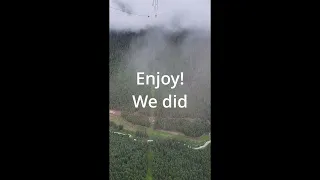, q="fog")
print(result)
[110,0,210,31]
[109,0,211,120]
